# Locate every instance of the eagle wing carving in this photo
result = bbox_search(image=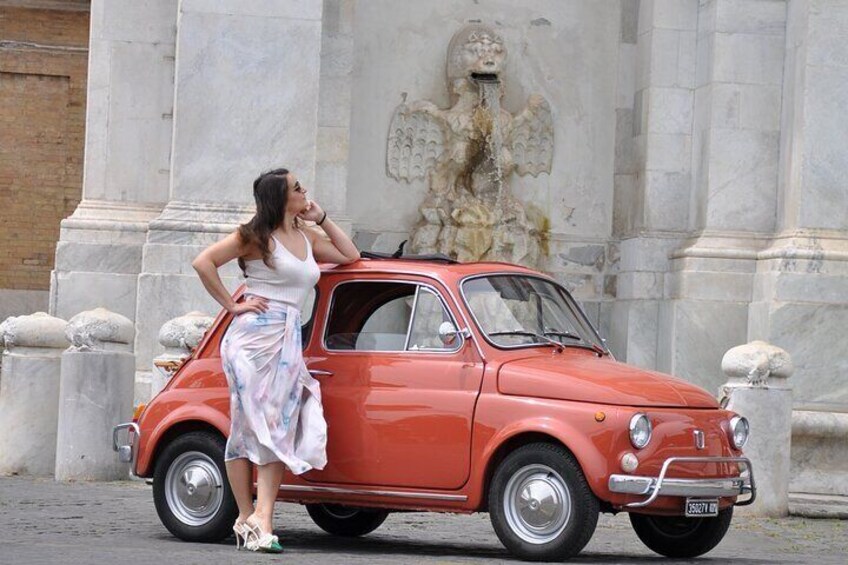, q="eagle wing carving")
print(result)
[386,101,447,182]
[509,94,554,177]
